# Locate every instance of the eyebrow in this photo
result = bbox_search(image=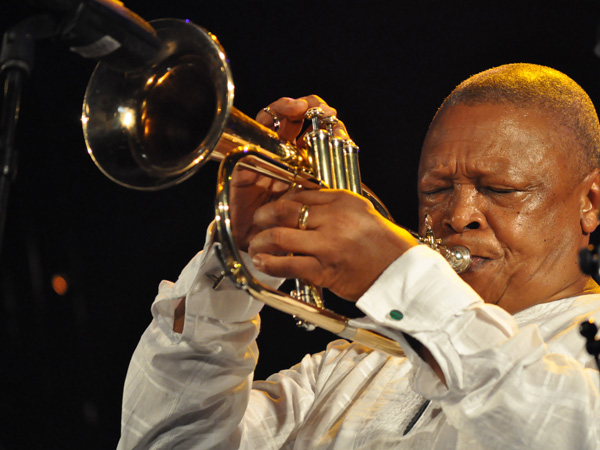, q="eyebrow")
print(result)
[420,156,514,179]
